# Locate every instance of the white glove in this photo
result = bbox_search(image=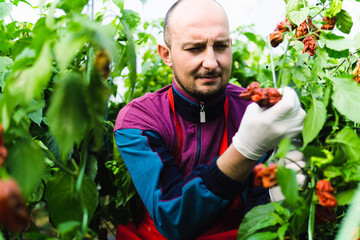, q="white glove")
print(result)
[269,150,306,202]
[232,87,306,160]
